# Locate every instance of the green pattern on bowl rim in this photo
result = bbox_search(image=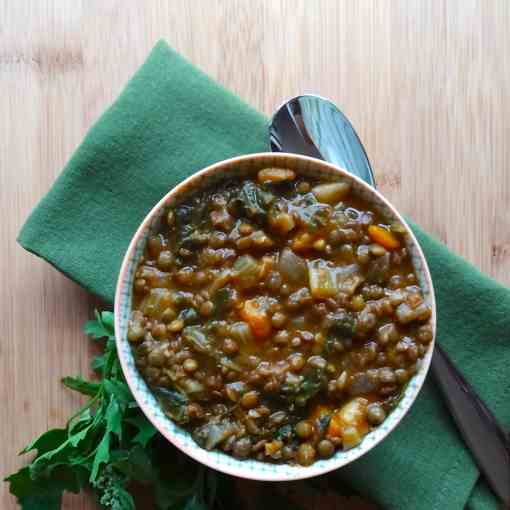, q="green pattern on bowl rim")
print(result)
[114,153,436,481]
